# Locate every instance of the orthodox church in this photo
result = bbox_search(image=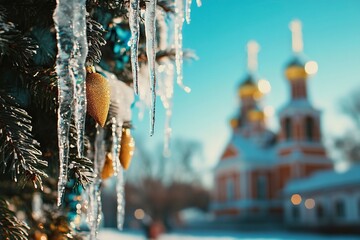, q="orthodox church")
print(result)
[212,20,333,221]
